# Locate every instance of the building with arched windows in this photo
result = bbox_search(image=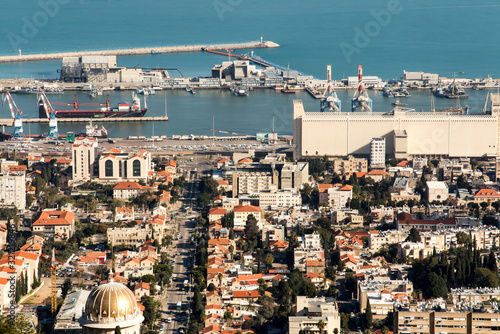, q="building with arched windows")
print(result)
[98,148,151,181]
